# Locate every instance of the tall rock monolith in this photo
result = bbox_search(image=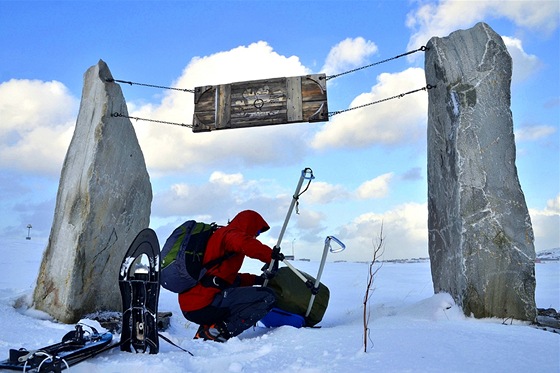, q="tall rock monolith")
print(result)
[425,22,536,321]
[33,60,152,323]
